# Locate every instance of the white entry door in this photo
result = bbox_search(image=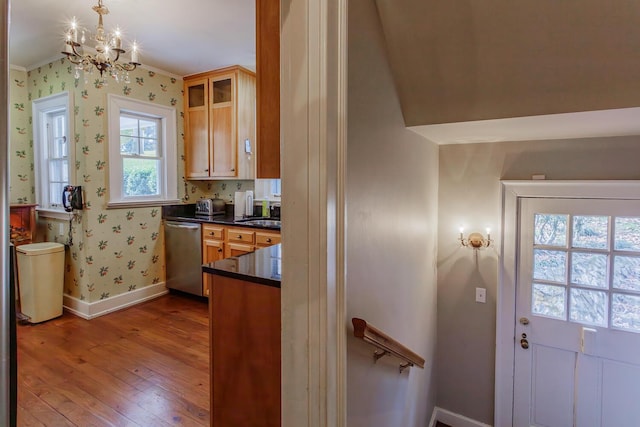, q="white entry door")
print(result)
[514,197,640,427]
